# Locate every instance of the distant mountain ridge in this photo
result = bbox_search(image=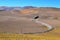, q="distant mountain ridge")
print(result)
[0,6,22,10]
[0,6,60,11]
